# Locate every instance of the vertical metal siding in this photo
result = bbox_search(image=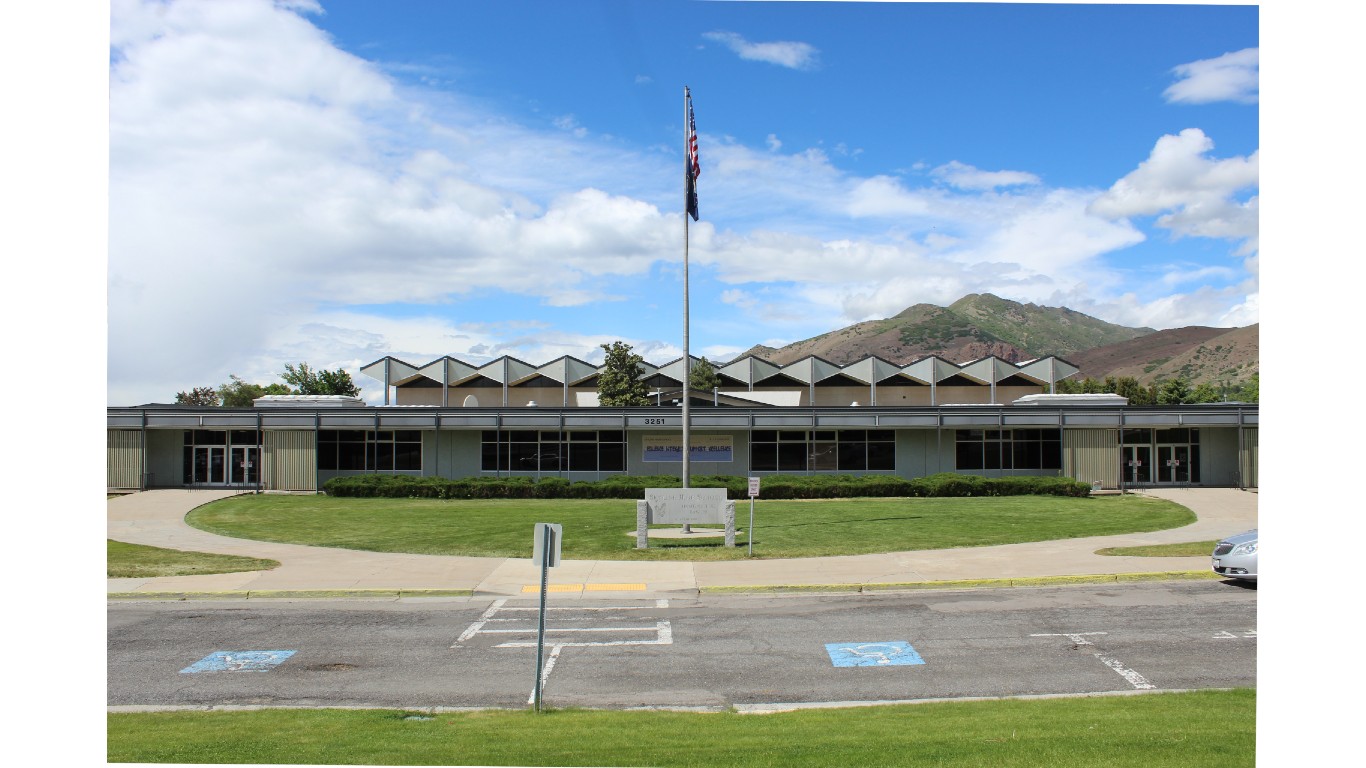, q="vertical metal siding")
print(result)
[1063,428,1120,489]
[107,430,143,489]
[263,431,317,492]
[1241,427,1258,489]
